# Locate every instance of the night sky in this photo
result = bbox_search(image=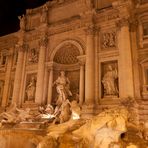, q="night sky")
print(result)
[0,0,49,37]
